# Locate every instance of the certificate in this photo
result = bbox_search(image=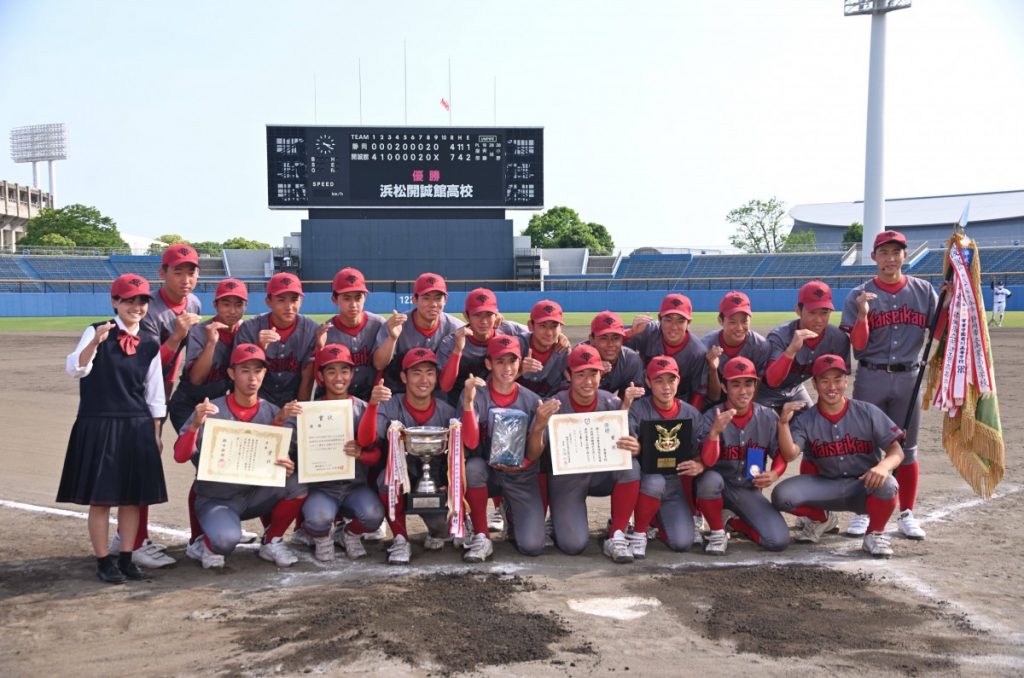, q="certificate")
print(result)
[197,418,292,487]
[297,399,356,483]
[547,410,632,476]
